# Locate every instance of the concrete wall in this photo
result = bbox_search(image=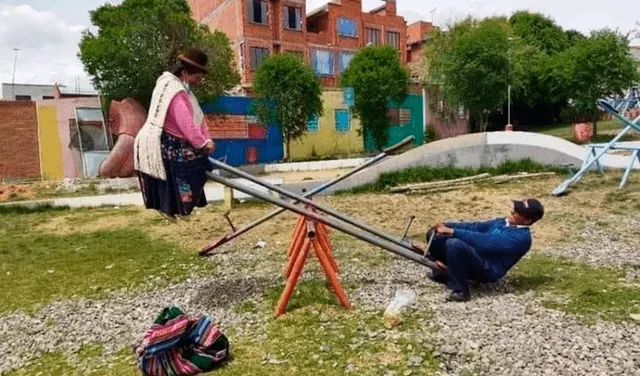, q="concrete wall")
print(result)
[288,89,364,160]
[323,131,640,194]
[0,101,41,180]
[1,84,55,101]
[201,96,284,166]
[36,105,65,180]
